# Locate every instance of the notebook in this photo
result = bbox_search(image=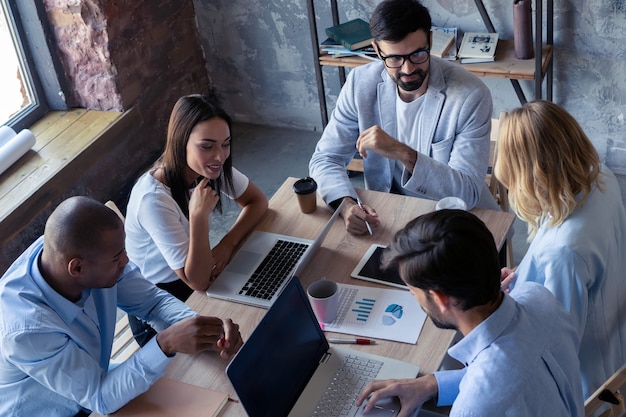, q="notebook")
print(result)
[226,277,421,417]
[205,200,346,308]
[113,377,228,417]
